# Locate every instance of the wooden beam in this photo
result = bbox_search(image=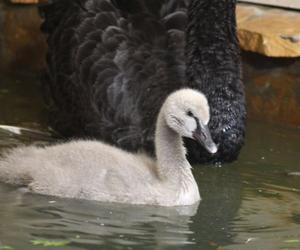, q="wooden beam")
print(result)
[238,0,300,10]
